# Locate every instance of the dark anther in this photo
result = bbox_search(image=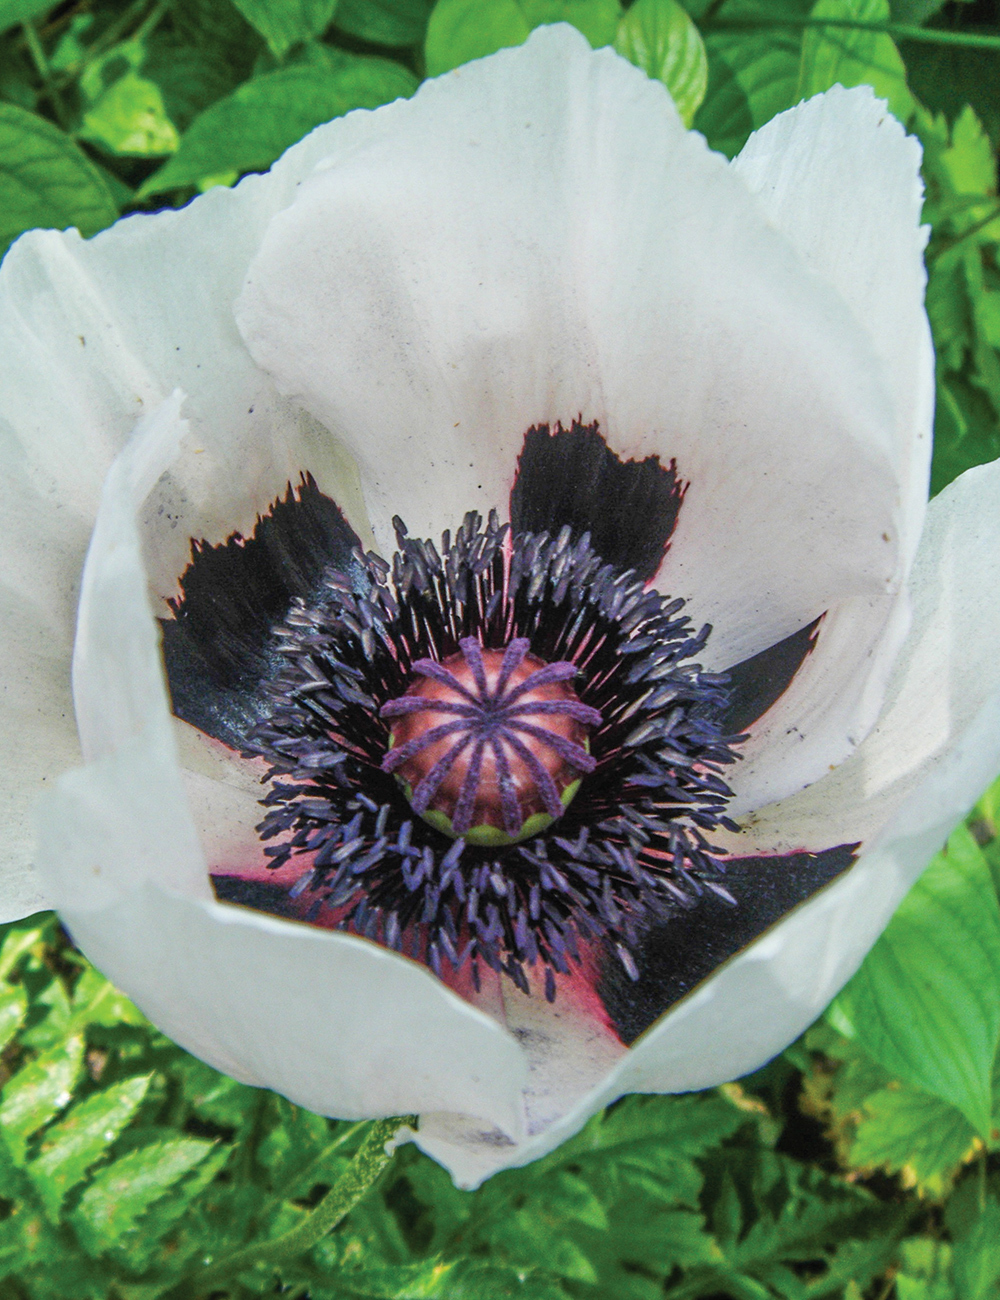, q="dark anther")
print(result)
[243,511,745,999]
